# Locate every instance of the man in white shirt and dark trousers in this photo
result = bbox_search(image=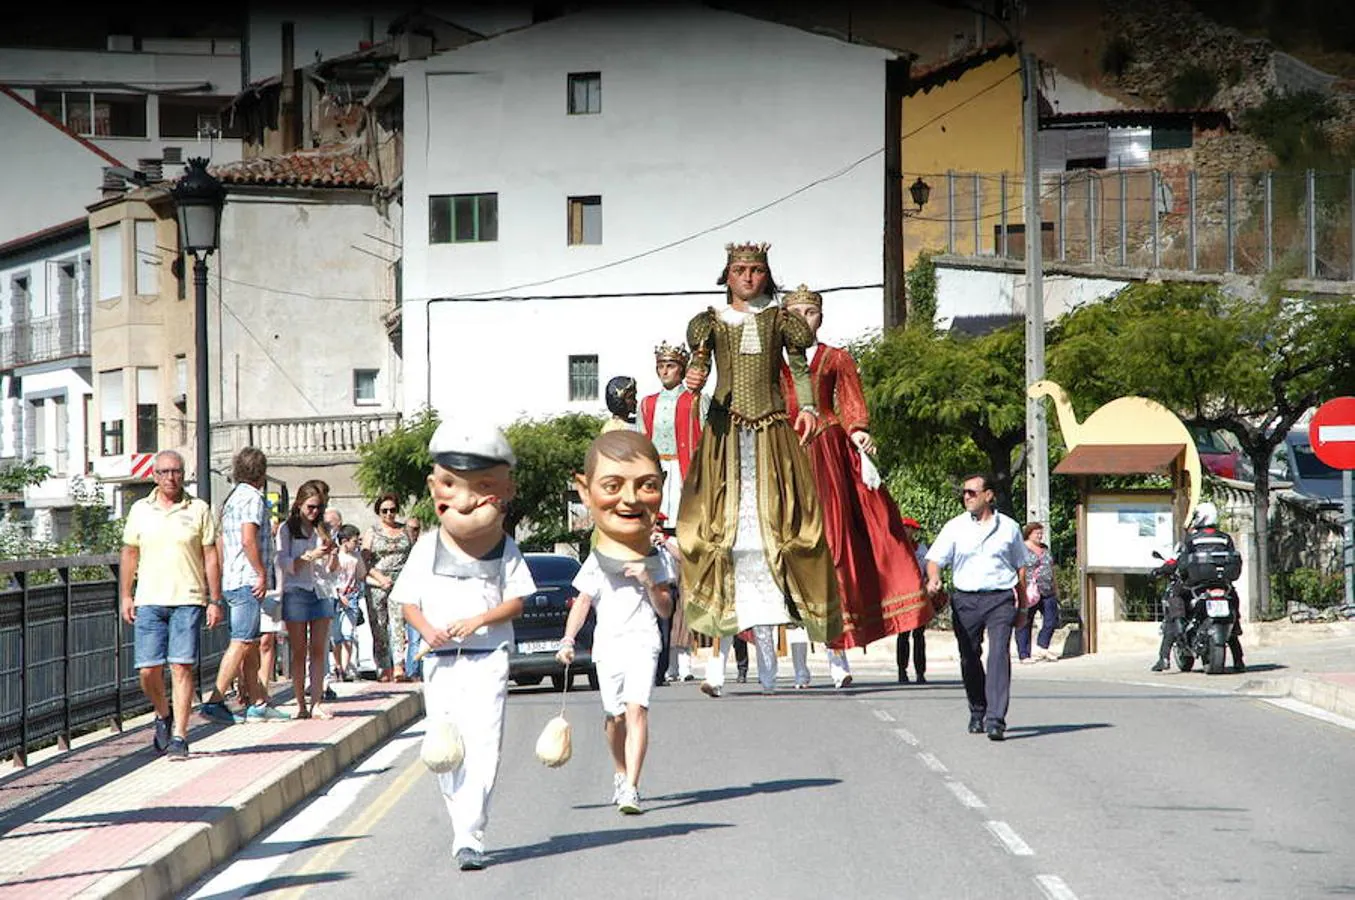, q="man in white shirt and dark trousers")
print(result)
[925,473,1028,742]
